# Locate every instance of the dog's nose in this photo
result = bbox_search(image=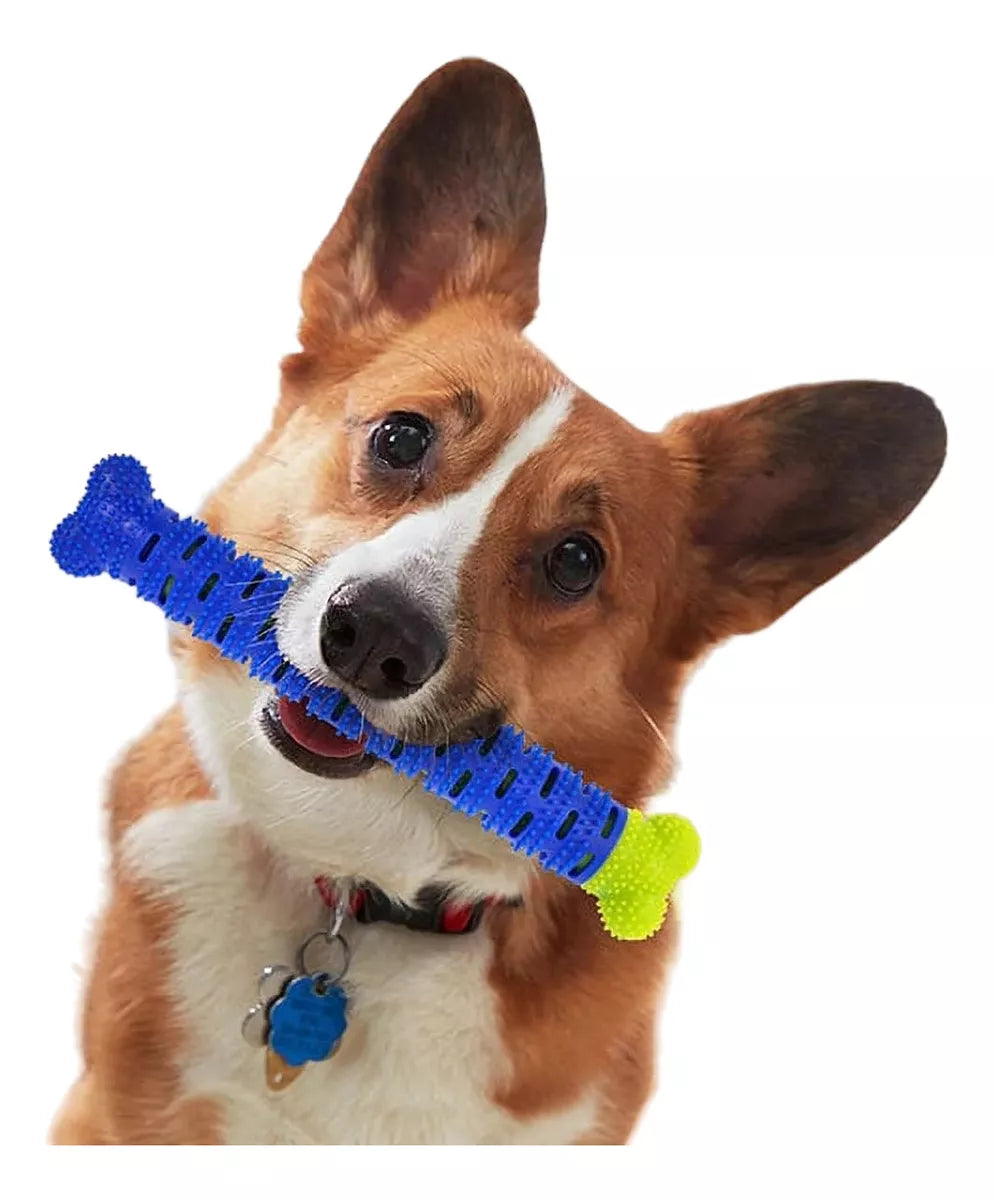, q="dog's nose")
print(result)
[319,582,448,700]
